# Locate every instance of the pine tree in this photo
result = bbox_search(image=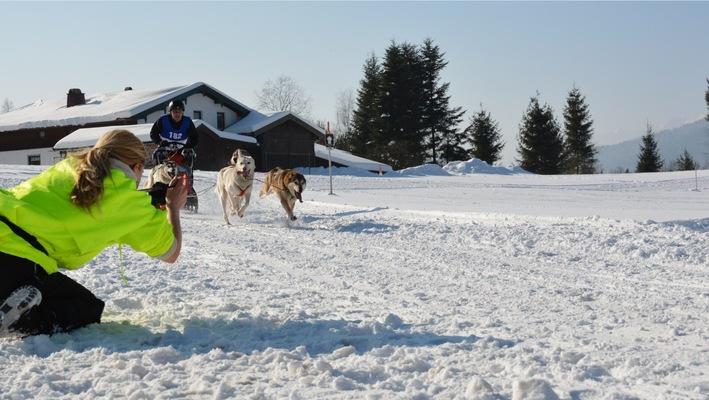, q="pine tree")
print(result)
[674,149,697,171]
[635,123,664,172]
[466,107,504,165]
[562,86,597,174]
[704,79,709,168]
[419,38,465,165]
[349,54,382,160]
[1,98,12,113]
[705,78,709,121]
[437,119,469,164]
[517,95,564,174]
[379,41,426,169]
